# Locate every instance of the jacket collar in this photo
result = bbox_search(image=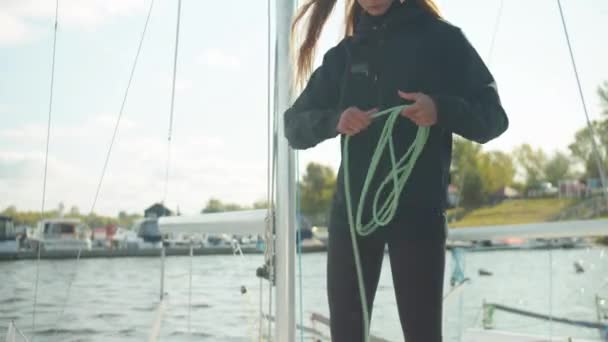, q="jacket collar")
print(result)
[353,1,428,44]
